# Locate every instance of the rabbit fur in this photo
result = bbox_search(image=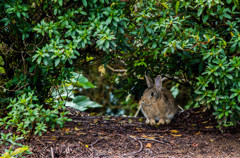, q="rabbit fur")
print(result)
[140,74,178,125]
